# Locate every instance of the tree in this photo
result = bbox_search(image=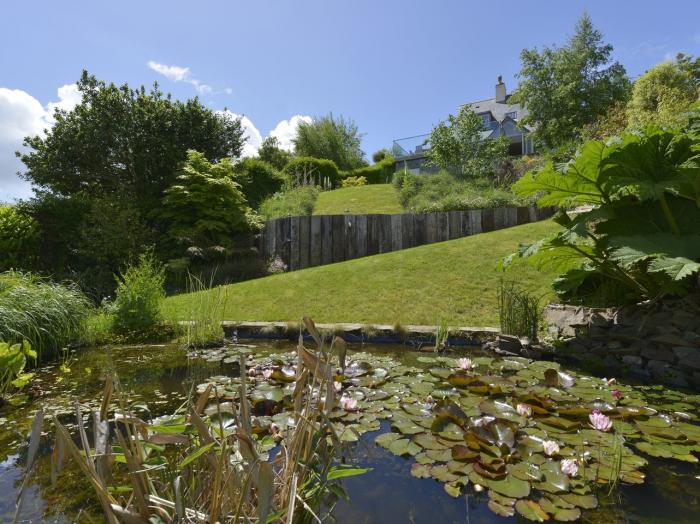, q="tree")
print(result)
[427,106,508,179]
[233,158,286,208]
[256,136,292,171]
[627,54,700,129]
[292,114,366,170]
[512,12,631,149]
[19,71,246,209]
[161,151,251,251]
